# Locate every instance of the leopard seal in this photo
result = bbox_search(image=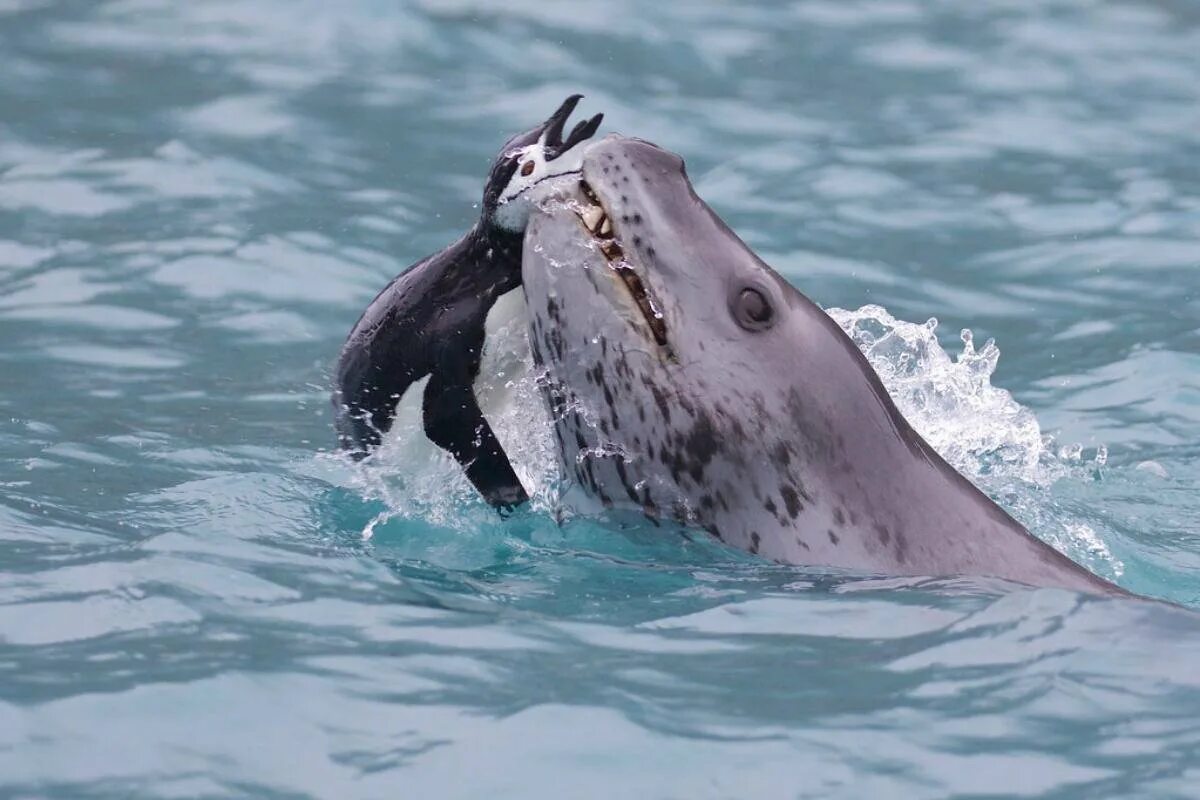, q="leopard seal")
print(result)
[519,133,1126,595]
[332,95,601,508]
